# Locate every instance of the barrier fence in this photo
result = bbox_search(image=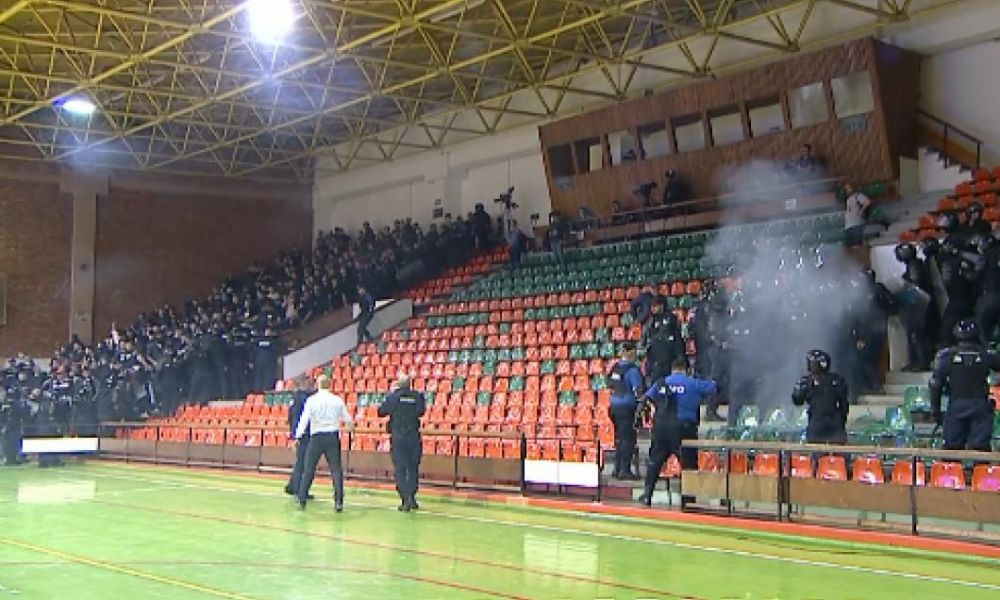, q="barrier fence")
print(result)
[93,422,604,499]
[680,440,1000,535]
